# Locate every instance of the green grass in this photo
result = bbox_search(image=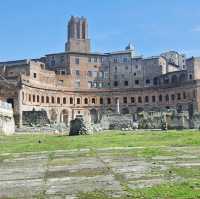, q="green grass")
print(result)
[77,180,200,199]
[131,180,200,199]
[0,130,200,154]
